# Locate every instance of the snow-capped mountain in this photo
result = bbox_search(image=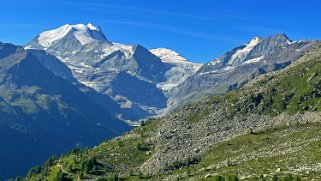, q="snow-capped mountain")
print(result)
[217,37,263,67]
[171,34,316,107]
[150,48,202,92]
[150,48,188,63]
[27,23,108,49]
[197,34,312,75]
[26,23,201,120]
